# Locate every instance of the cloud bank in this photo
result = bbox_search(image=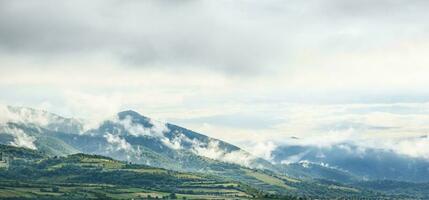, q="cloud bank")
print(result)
[1,0,429,167]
